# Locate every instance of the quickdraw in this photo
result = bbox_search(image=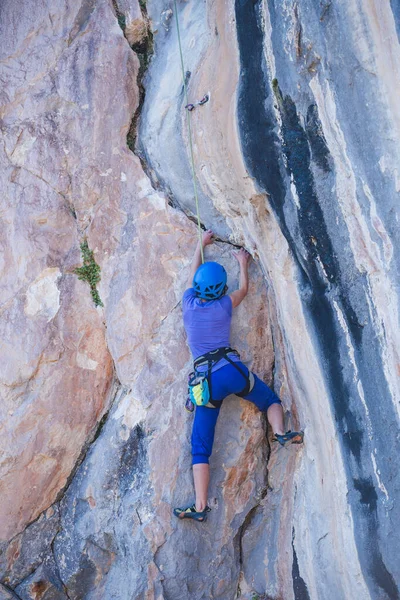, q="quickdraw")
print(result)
[185,94,210,112]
